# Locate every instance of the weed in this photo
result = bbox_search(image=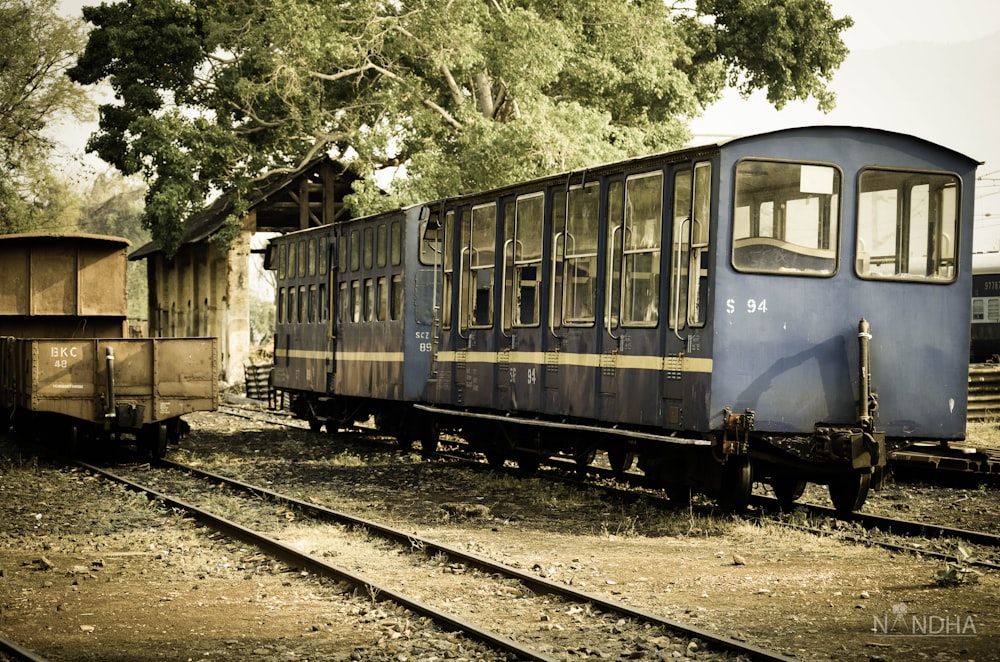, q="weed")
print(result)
[934,545,982,586]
